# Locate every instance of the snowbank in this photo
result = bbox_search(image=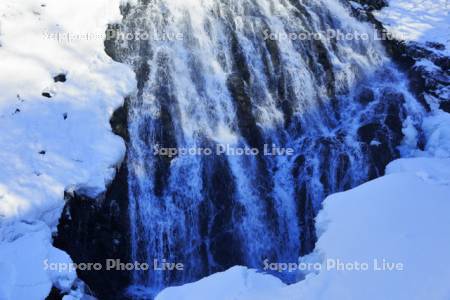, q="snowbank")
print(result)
[374,0,449,54]
[0,0,134,299]
[156,266,285,300]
